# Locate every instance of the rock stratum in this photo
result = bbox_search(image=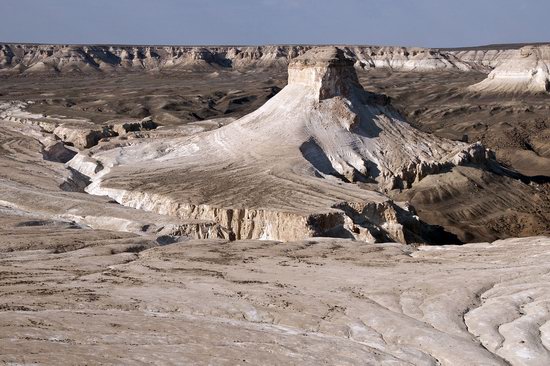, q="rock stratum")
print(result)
[0,42,546,75]
[66,47,493,243]
[3,43,550,95]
